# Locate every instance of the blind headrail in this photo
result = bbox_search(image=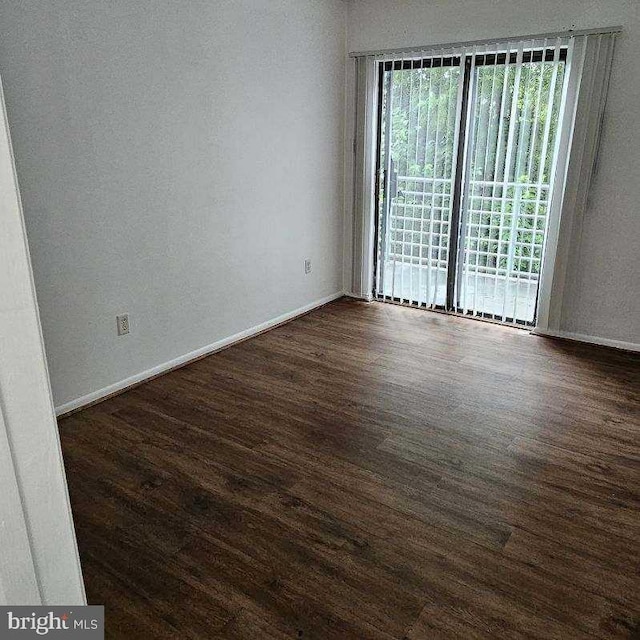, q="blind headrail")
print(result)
[348,25,622,58]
